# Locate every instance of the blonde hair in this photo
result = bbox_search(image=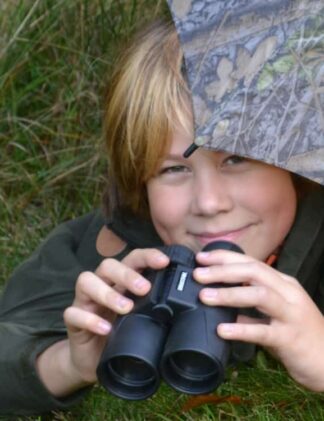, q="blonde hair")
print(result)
[103,20,192,218]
